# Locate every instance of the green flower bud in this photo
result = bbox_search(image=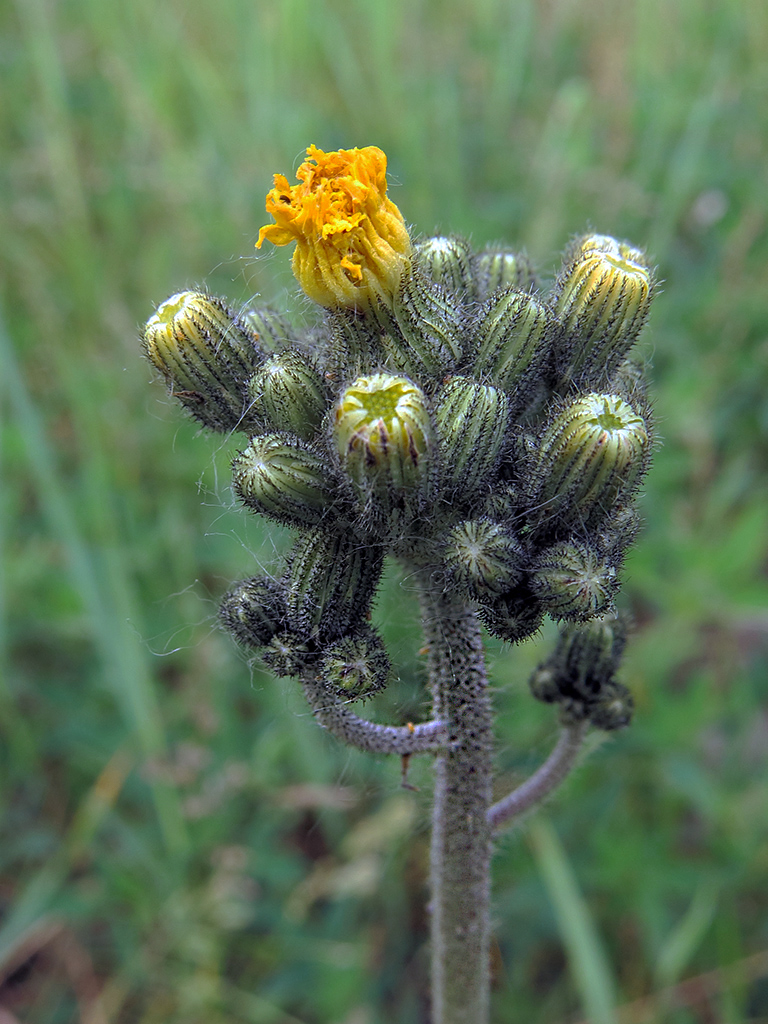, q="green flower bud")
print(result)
[609,357,650,407]
[320,625,391,700]
[599,505,641,559]
[285,528,384,641]
[219,576,287,649]
[414,235,475,298]
[445,520,522,596]
[143,291,264,432]
[472,245,538,301]
[232,434,338,527]
[241,304,297,353]
[478,582,544,644]
[528,665,561,705]
[530,541,618,621]
[333,374,435,514]
[589,680,634,731]
[261,632,312,677]
[435,377,509,502]
[382,266,463,377]
[554,233,653,382]
[248,351,330,440]
[560,612,626,688]
[532,393,650,533]
[529,613,629,721]
[471,291,555,399]
[325,308,385,381]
